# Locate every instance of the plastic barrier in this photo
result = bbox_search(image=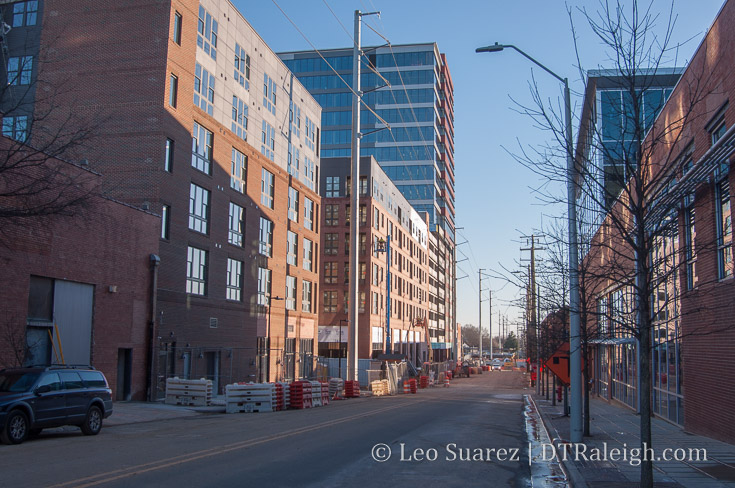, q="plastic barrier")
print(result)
[344,380,360,398]
[409,378,418,394]
[419,375,429,389]
[165,377,212,407]
[289,381,313,409]
[225,383,275,413]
